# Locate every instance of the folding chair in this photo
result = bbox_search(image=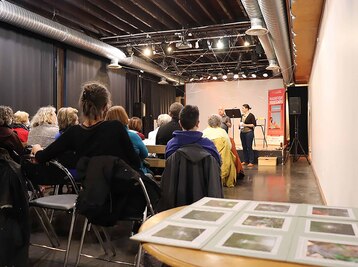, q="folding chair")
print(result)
[22,159,80,266]
[75,165,156,267]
